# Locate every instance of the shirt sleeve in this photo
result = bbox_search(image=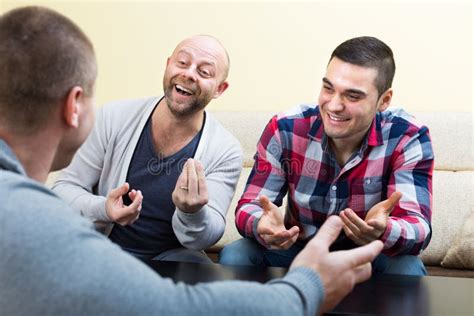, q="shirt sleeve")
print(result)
[380,125,434,256]
[235,116,289,246]
[51,105,110,222]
